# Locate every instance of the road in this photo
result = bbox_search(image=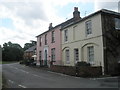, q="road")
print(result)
[2,63,119,88]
